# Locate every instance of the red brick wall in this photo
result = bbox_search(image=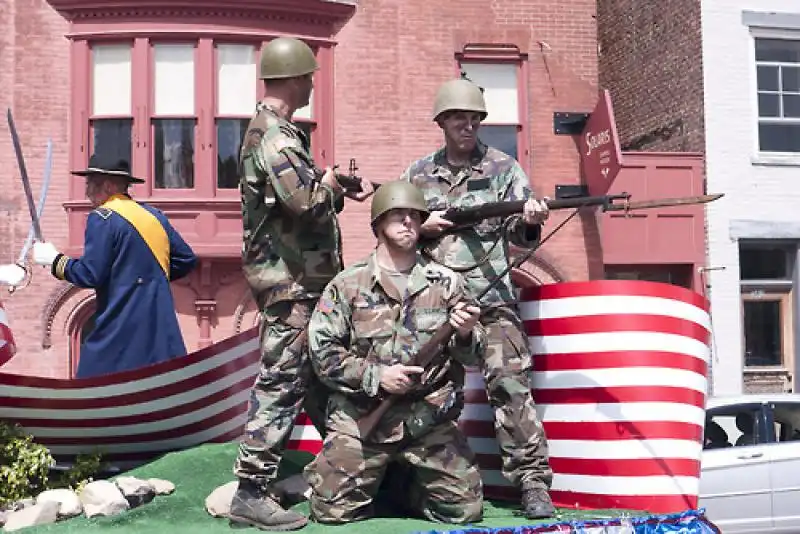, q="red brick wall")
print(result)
[333,0,600,277]
[1,0,599,377]
[0,0,71,377]
[597,0,705,152]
